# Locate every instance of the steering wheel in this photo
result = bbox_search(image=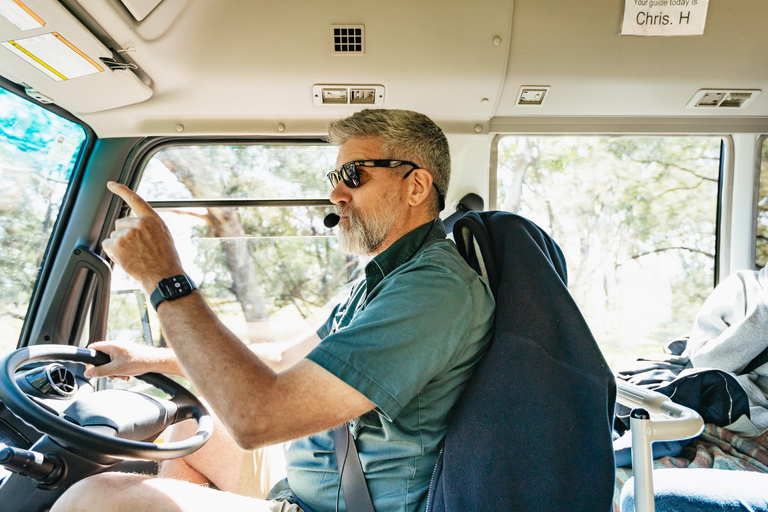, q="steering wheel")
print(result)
[0,345,213,461]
